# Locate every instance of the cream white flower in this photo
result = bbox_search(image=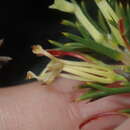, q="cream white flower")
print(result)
[49,0,74,13]
[27,45,126,85]
[49,0,104,43]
